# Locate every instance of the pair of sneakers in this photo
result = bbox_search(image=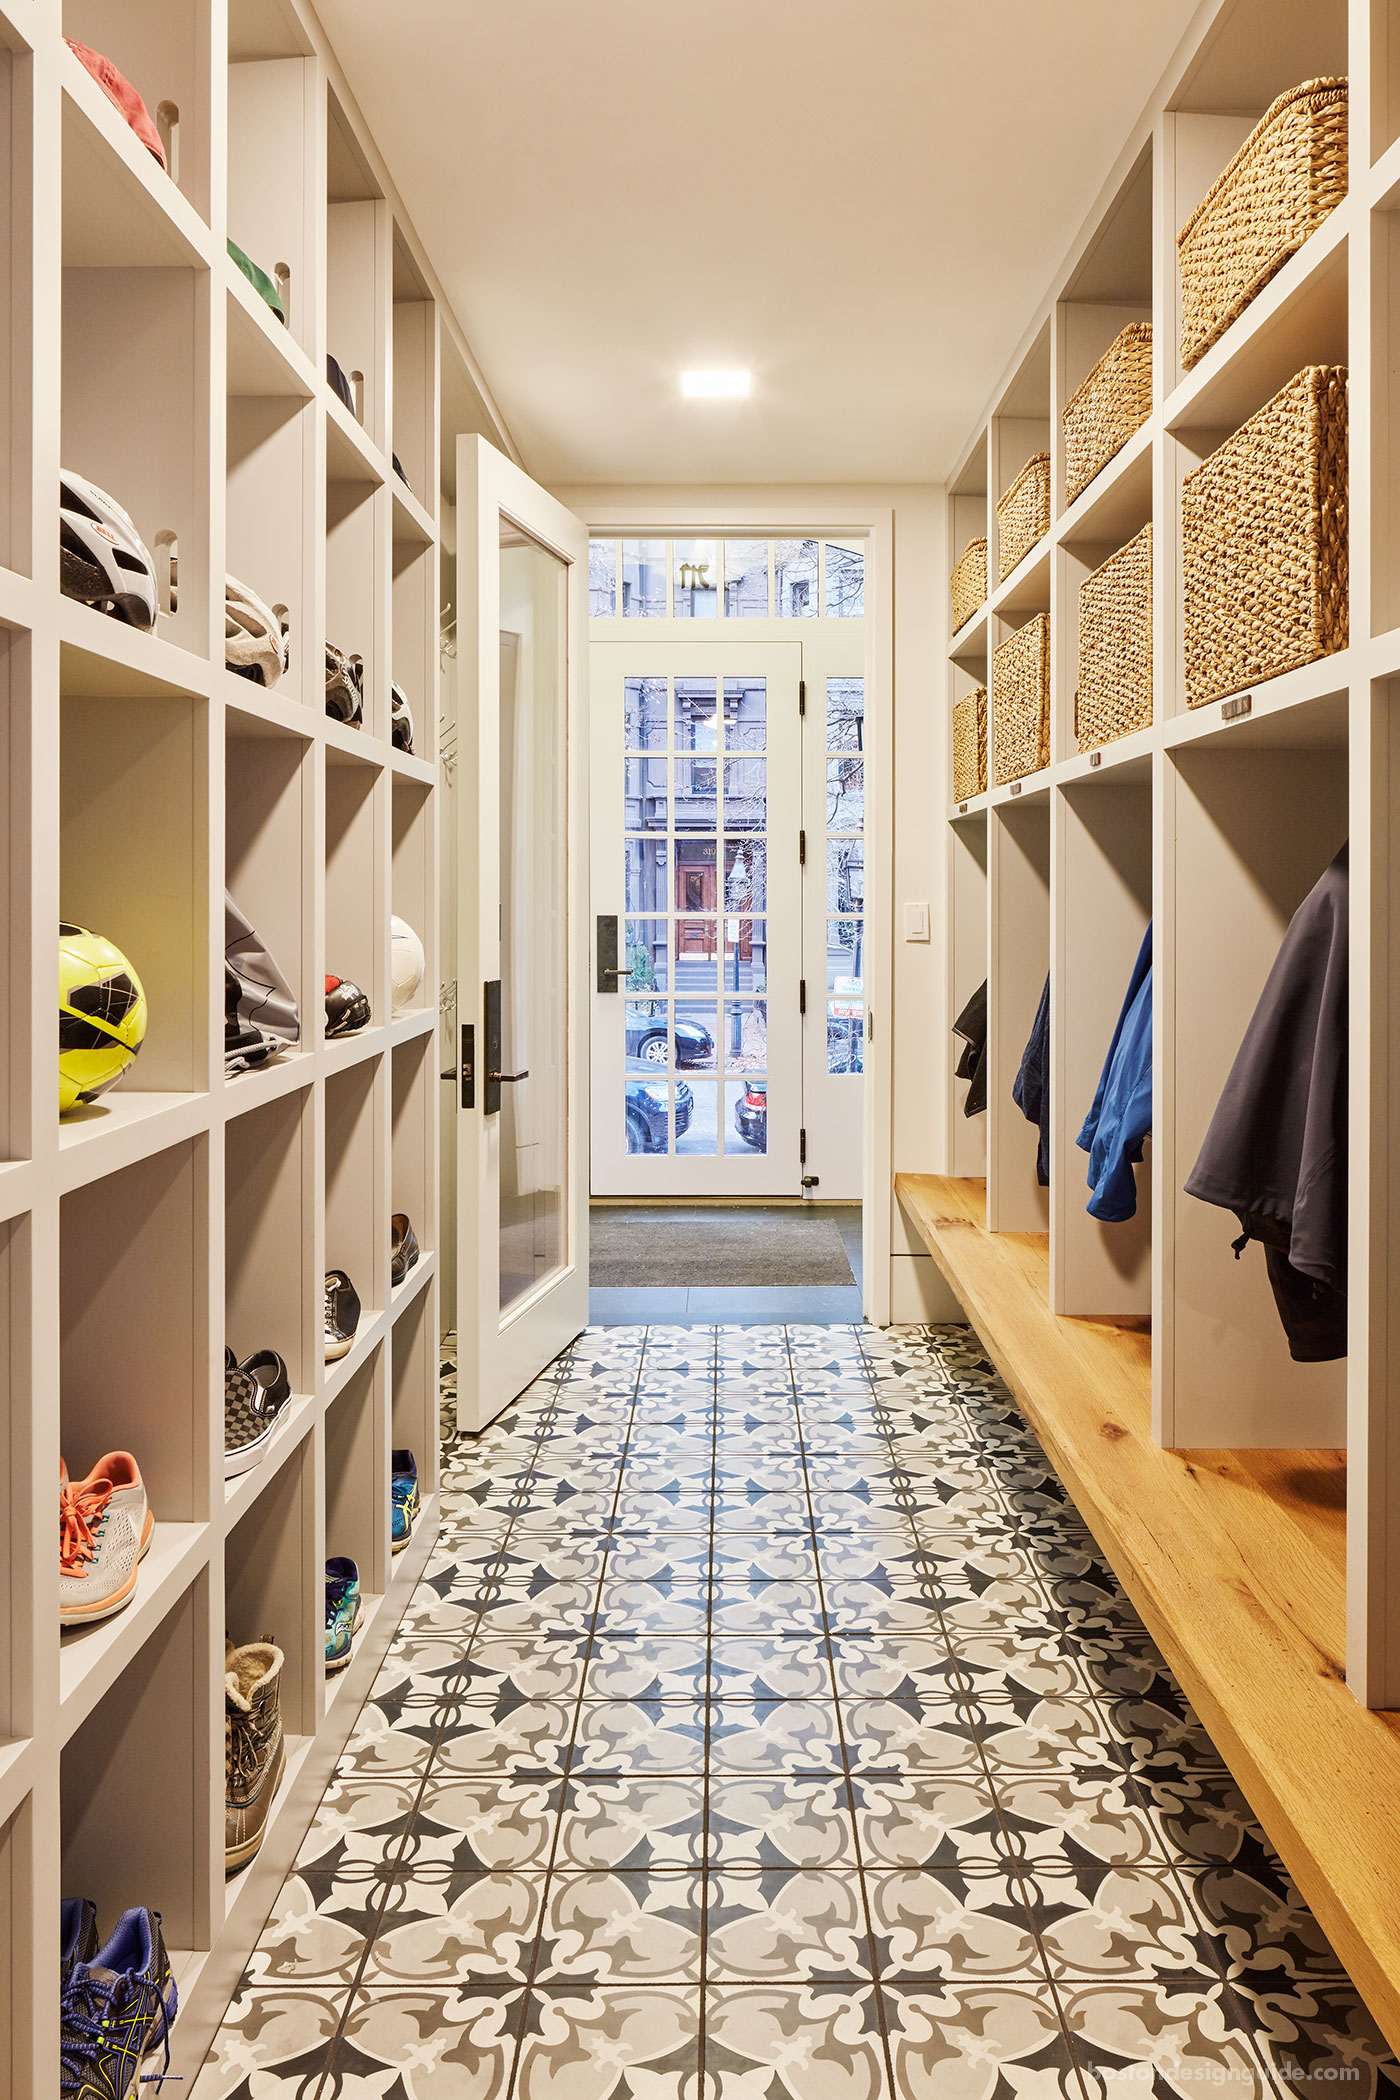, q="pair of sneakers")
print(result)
[60,1899,177,2097]
[59,1455,153,1627]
